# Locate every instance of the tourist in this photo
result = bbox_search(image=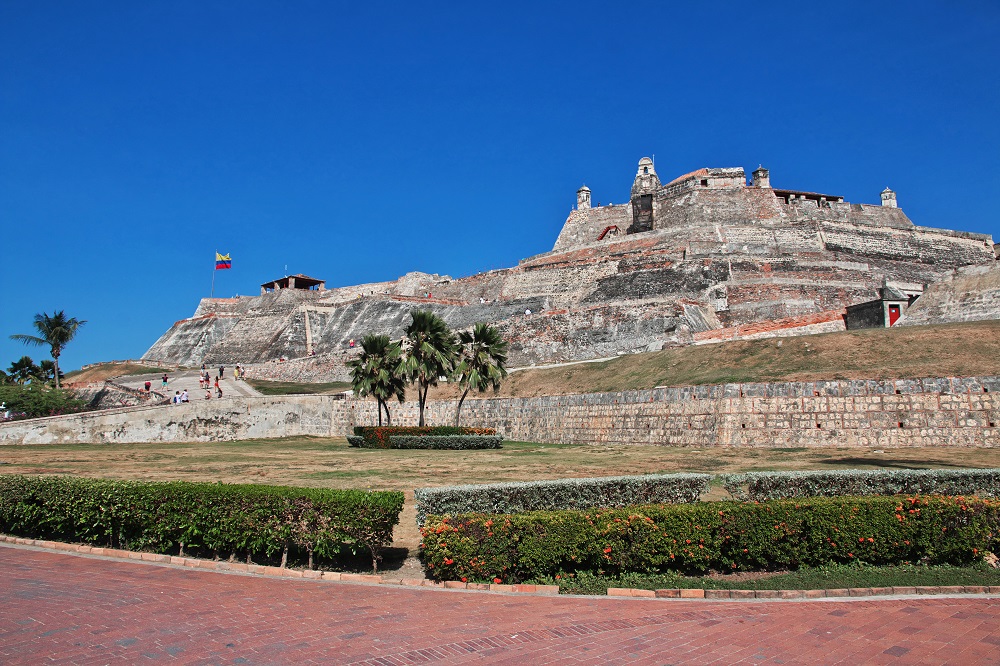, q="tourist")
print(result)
[204,389,211,400]
[161,374,169,388]
[180,389,189,403]
[219,365,225,379]
[144,380,151,393]
[349,339,355,348]
[173,391,181,404]
[216,384,223,398]
[234,366,240,381]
